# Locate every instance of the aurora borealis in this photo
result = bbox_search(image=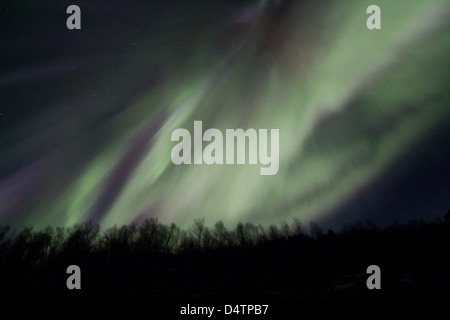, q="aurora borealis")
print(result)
[1,0,449,229]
